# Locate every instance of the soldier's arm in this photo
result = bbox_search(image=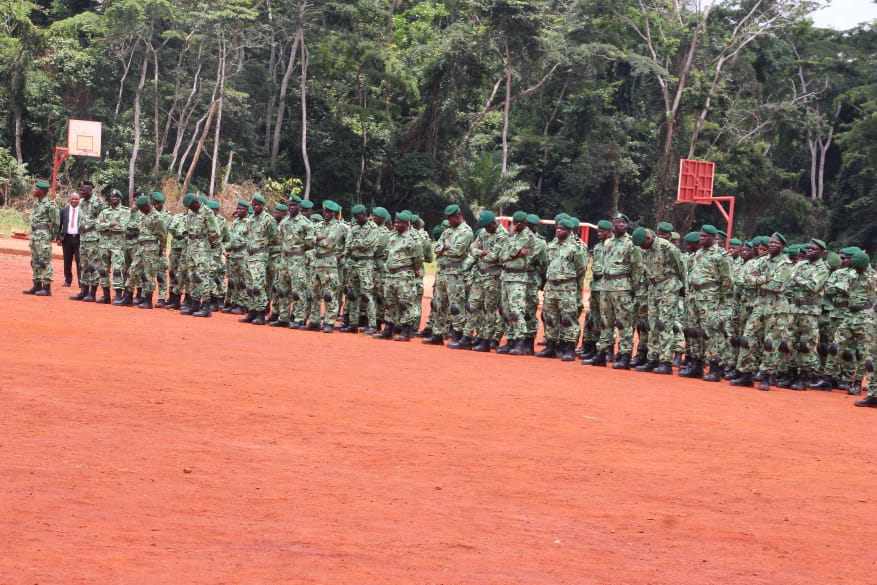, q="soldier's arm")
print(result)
[445,229,473,259]
[668,246,686,284]
[630,244,643,290]
[303,222,316,250]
